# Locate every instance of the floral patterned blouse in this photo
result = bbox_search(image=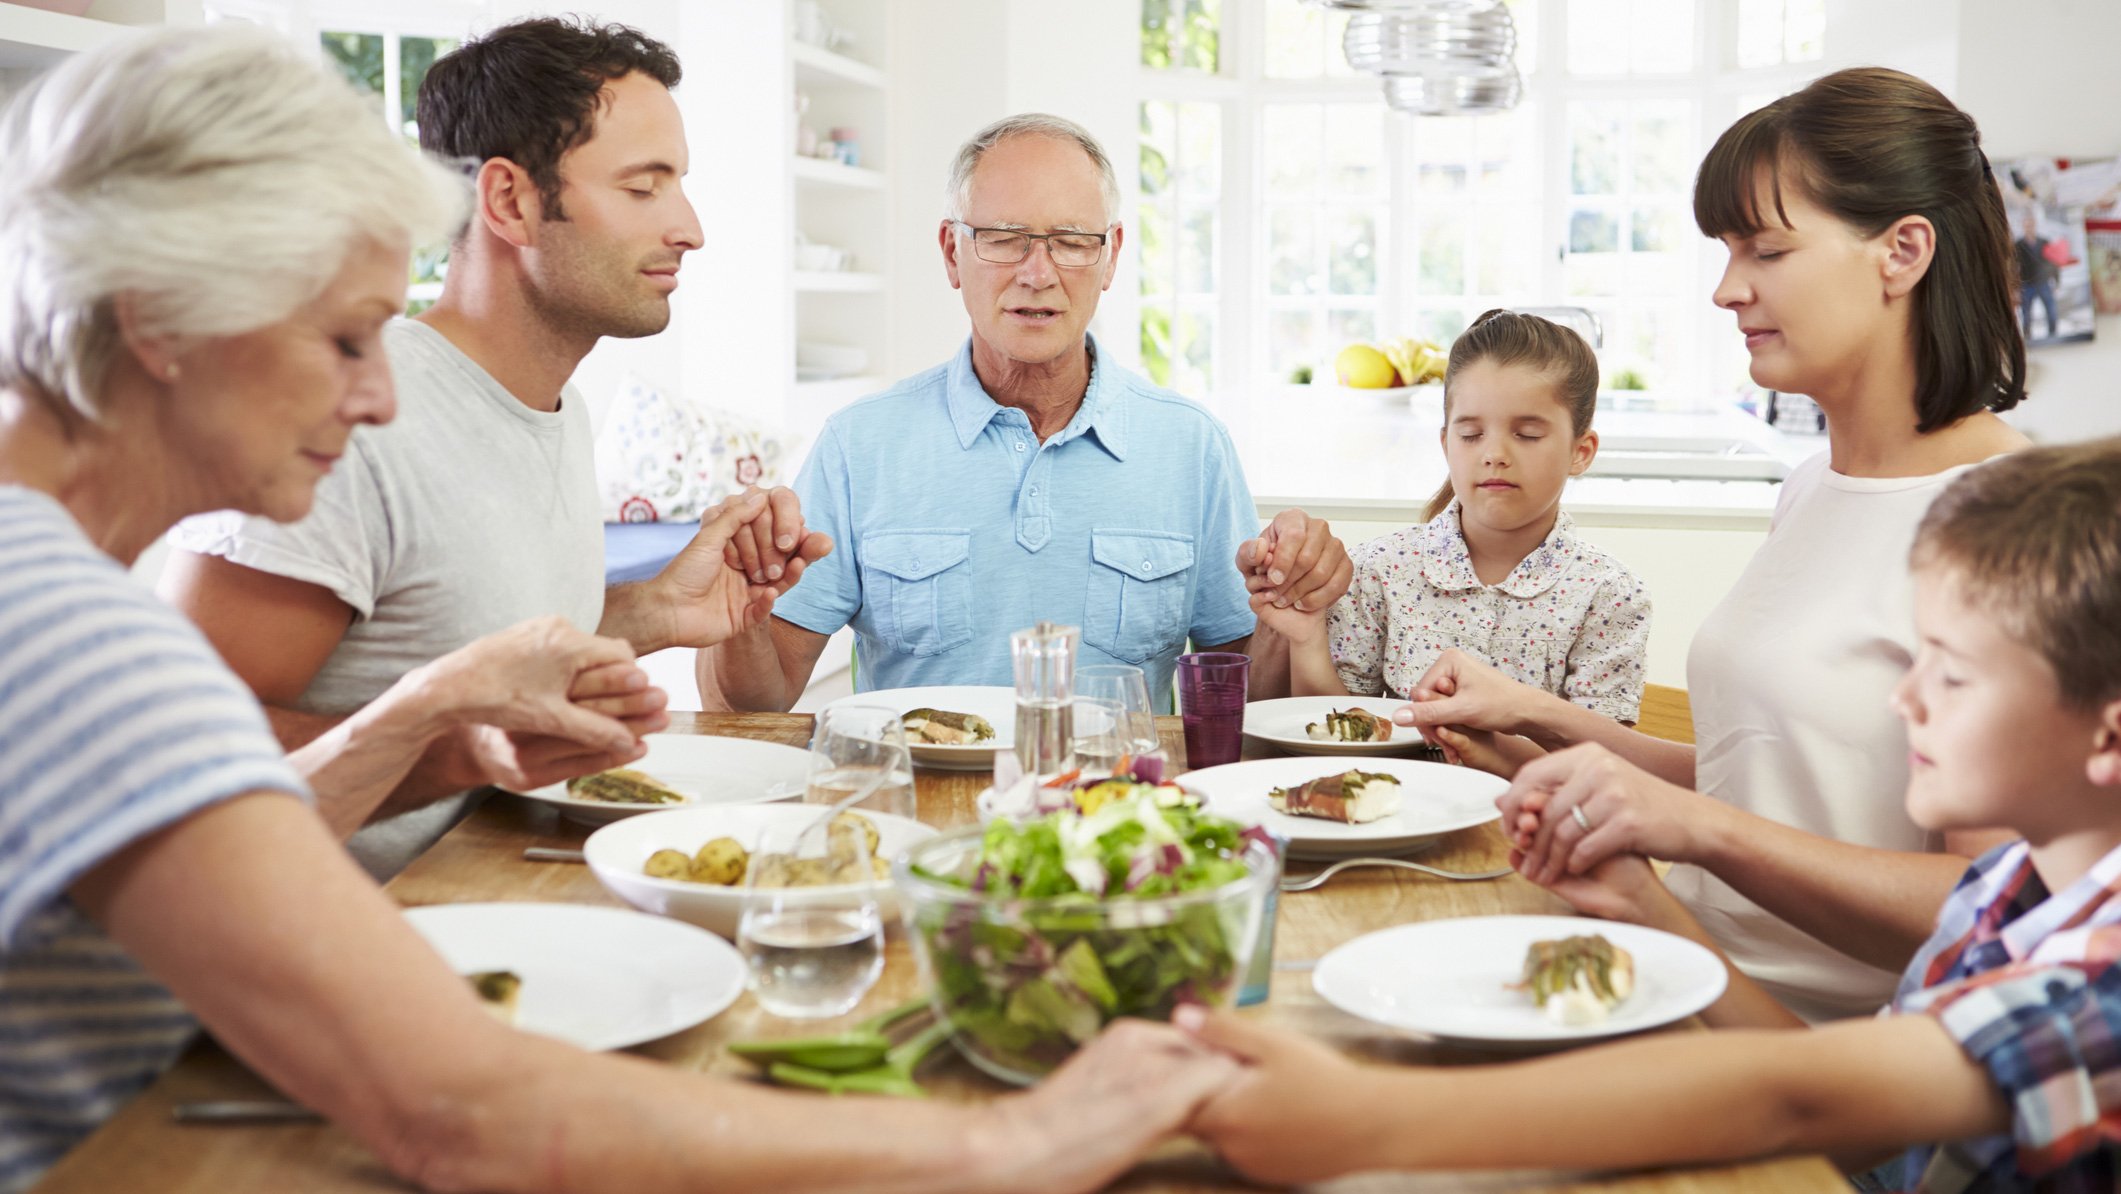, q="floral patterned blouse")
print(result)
[1325,501,1652,722]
